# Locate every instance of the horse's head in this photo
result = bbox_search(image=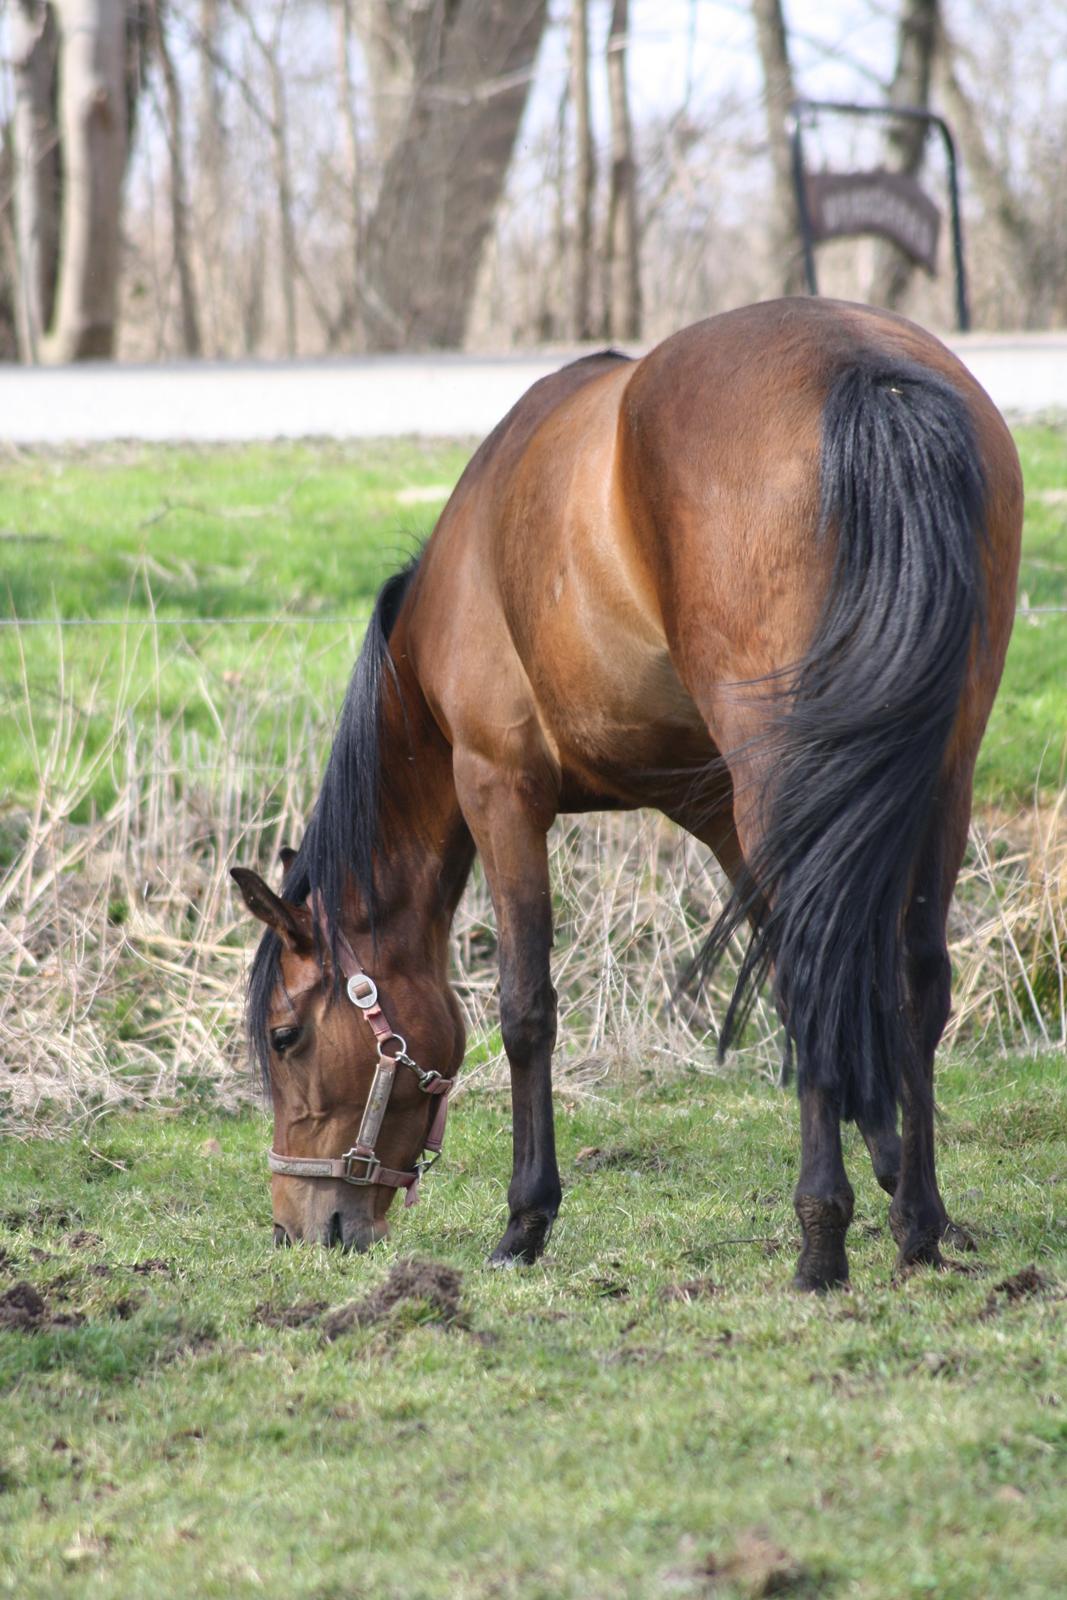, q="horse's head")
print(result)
[231,865,464,1250]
